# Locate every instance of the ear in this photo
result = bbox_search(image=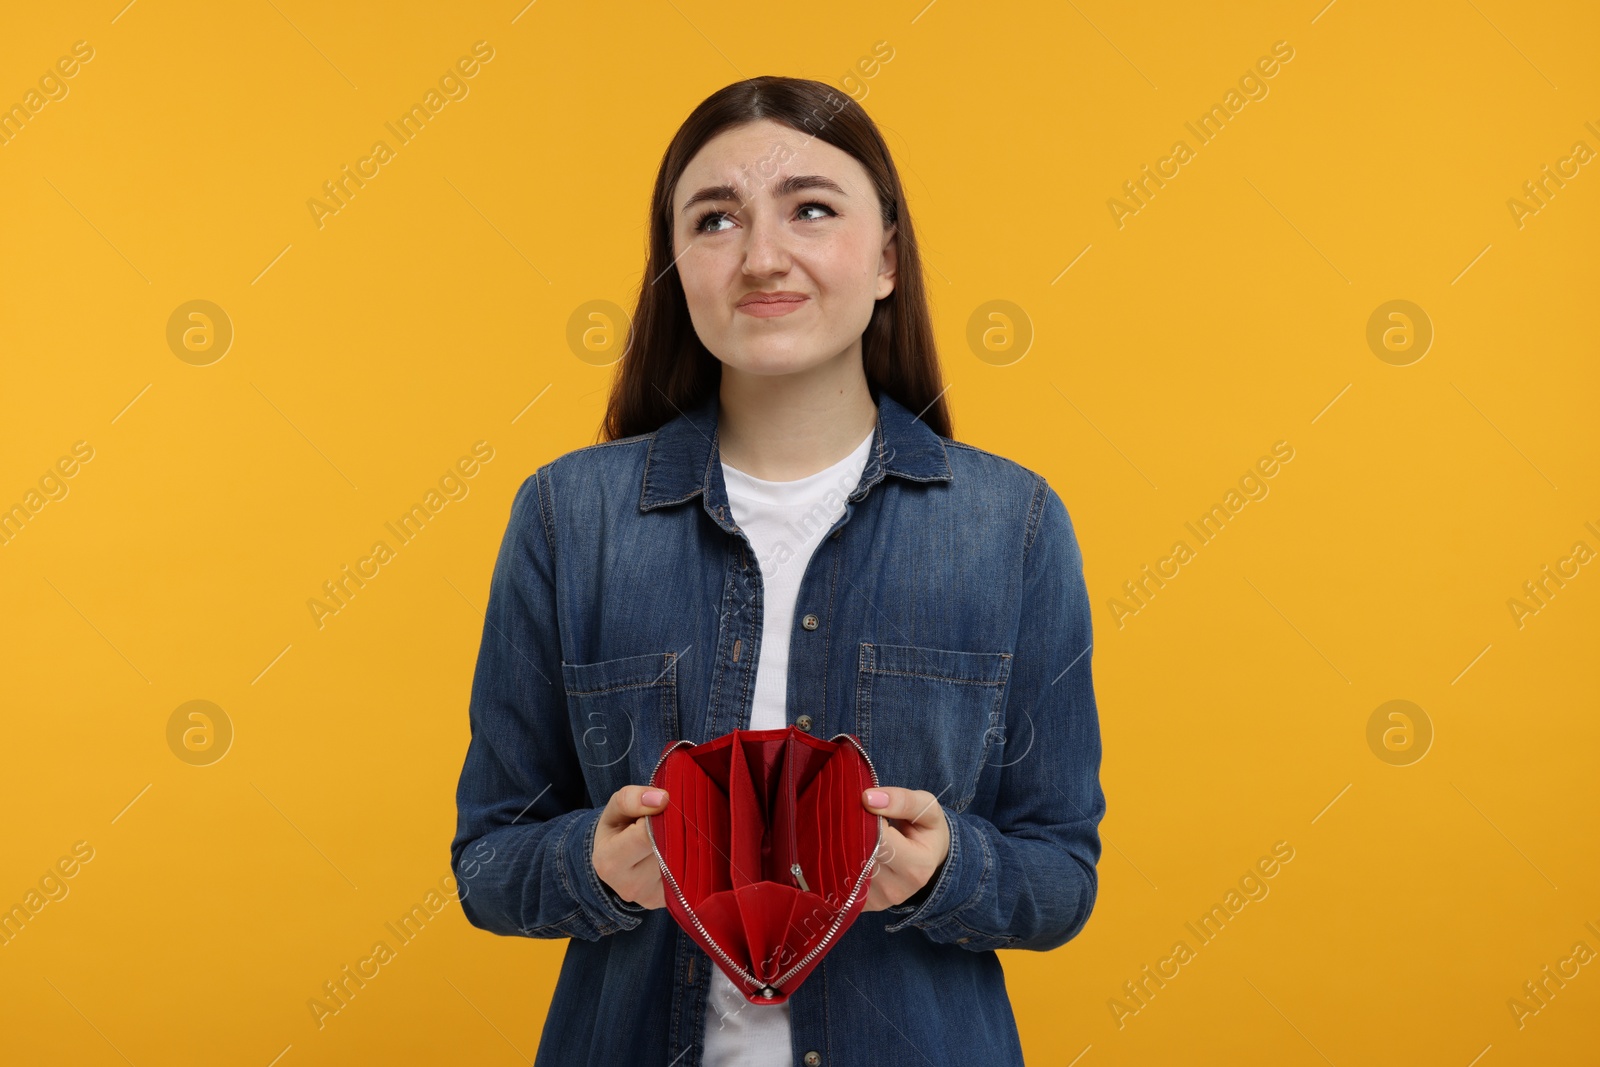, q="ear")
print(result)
[875,225,898,300]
